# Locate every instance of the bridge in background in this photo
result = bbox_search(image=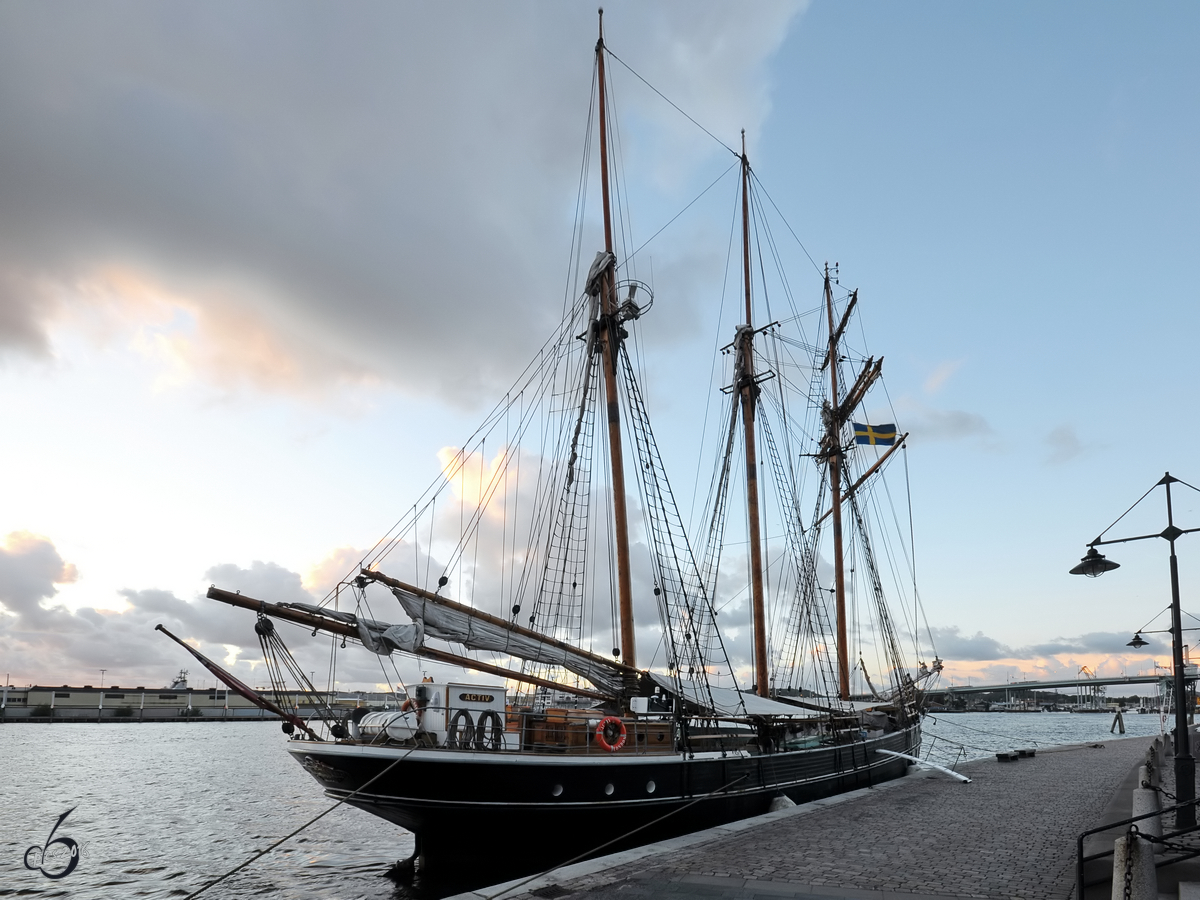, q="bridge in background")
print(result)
[939,672,1193,696]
